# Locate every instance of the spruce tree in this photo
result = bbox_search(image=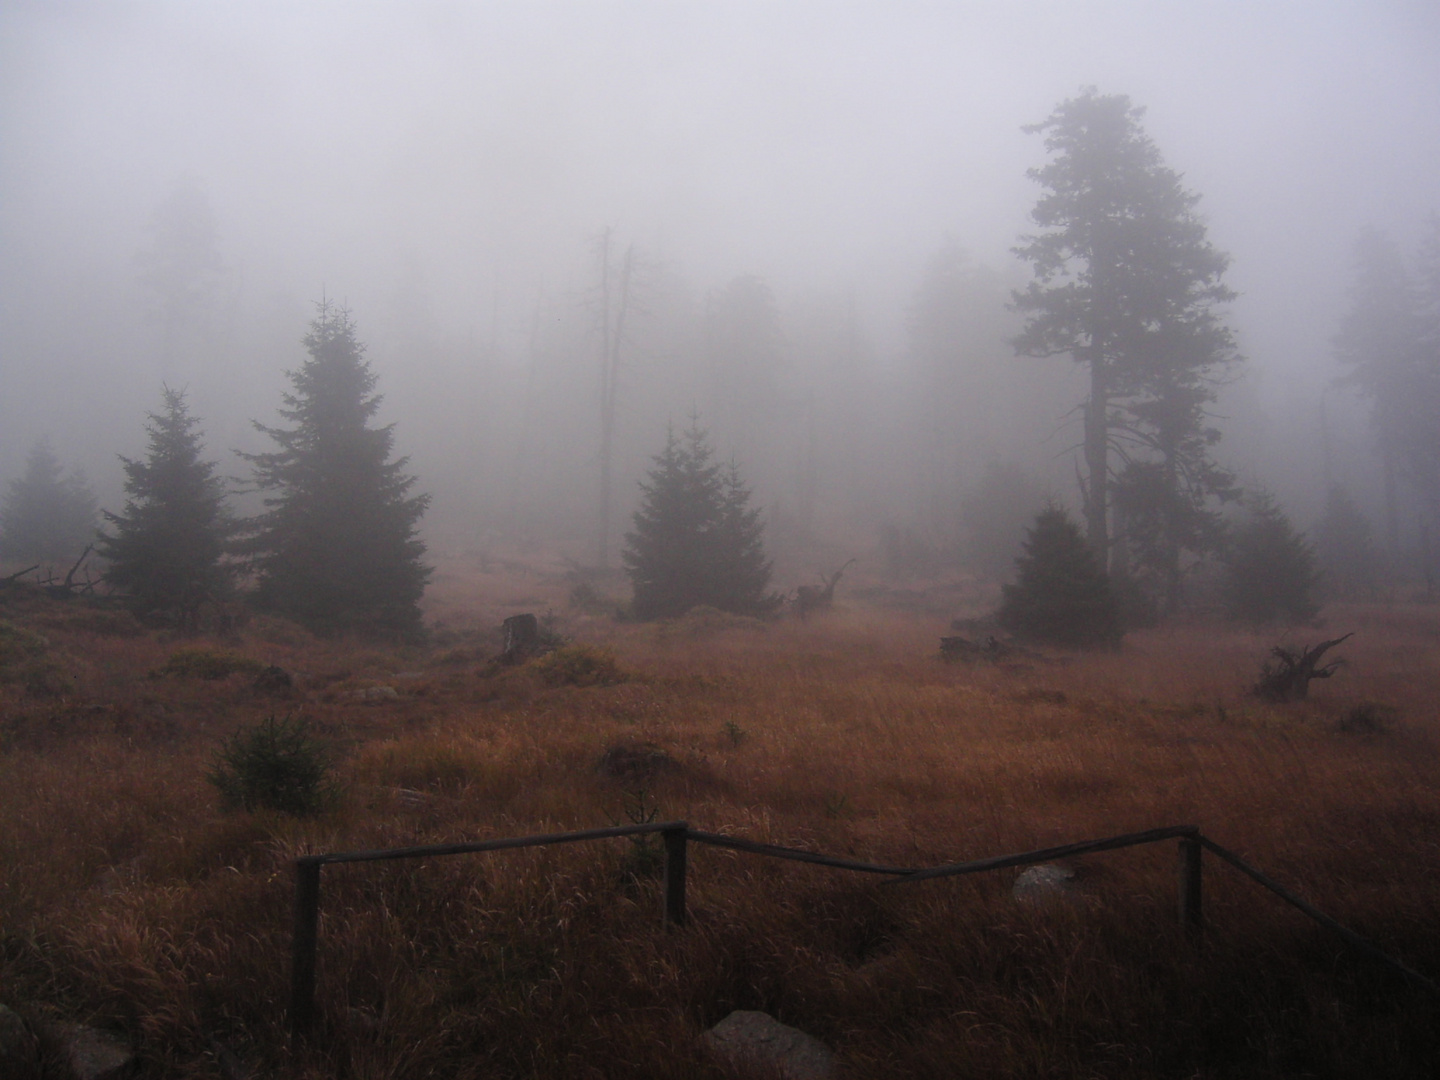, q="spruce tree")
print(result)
[623,421,778,620]
[1314,484,1379,600]
[239,301,430,636]
[96,387,235,625]
[0,437,96,564]
[1224,491,1320,624]
[1013,89,1238,581]
[998,505,1121,649]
